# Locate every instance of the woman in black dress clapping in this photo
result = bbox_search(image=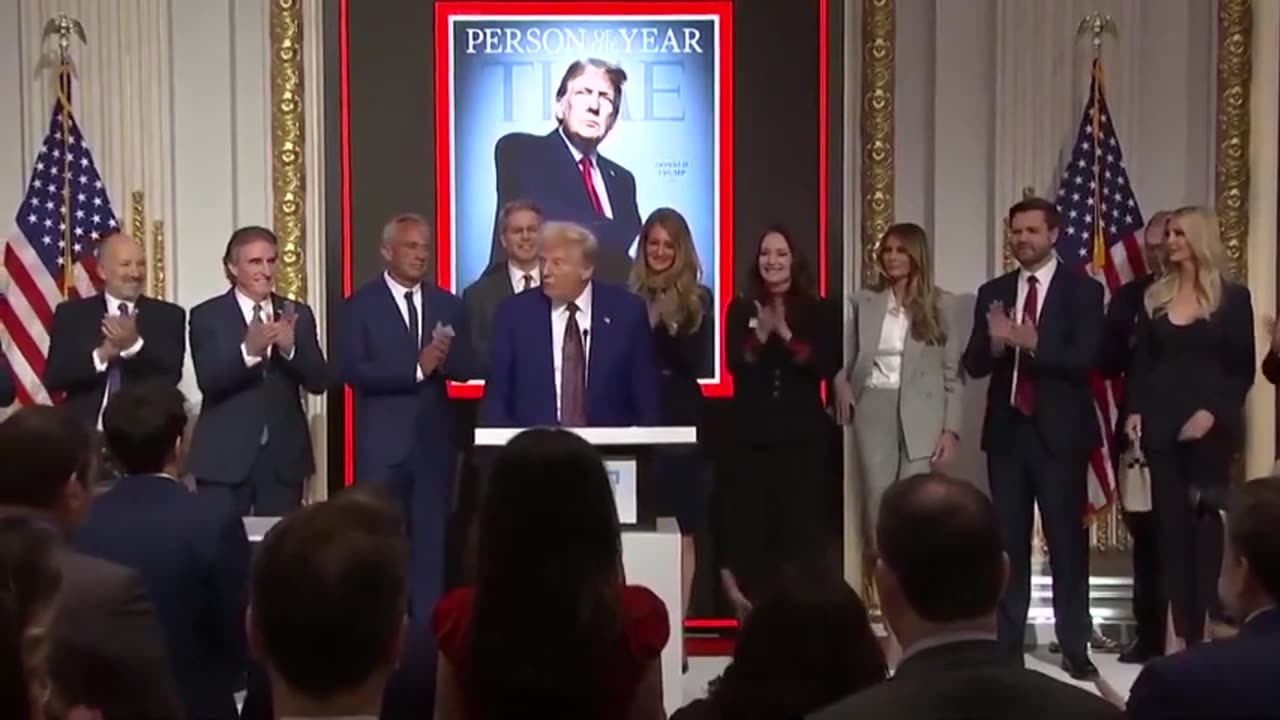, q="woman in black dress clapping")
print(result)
[629,207,715,619]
